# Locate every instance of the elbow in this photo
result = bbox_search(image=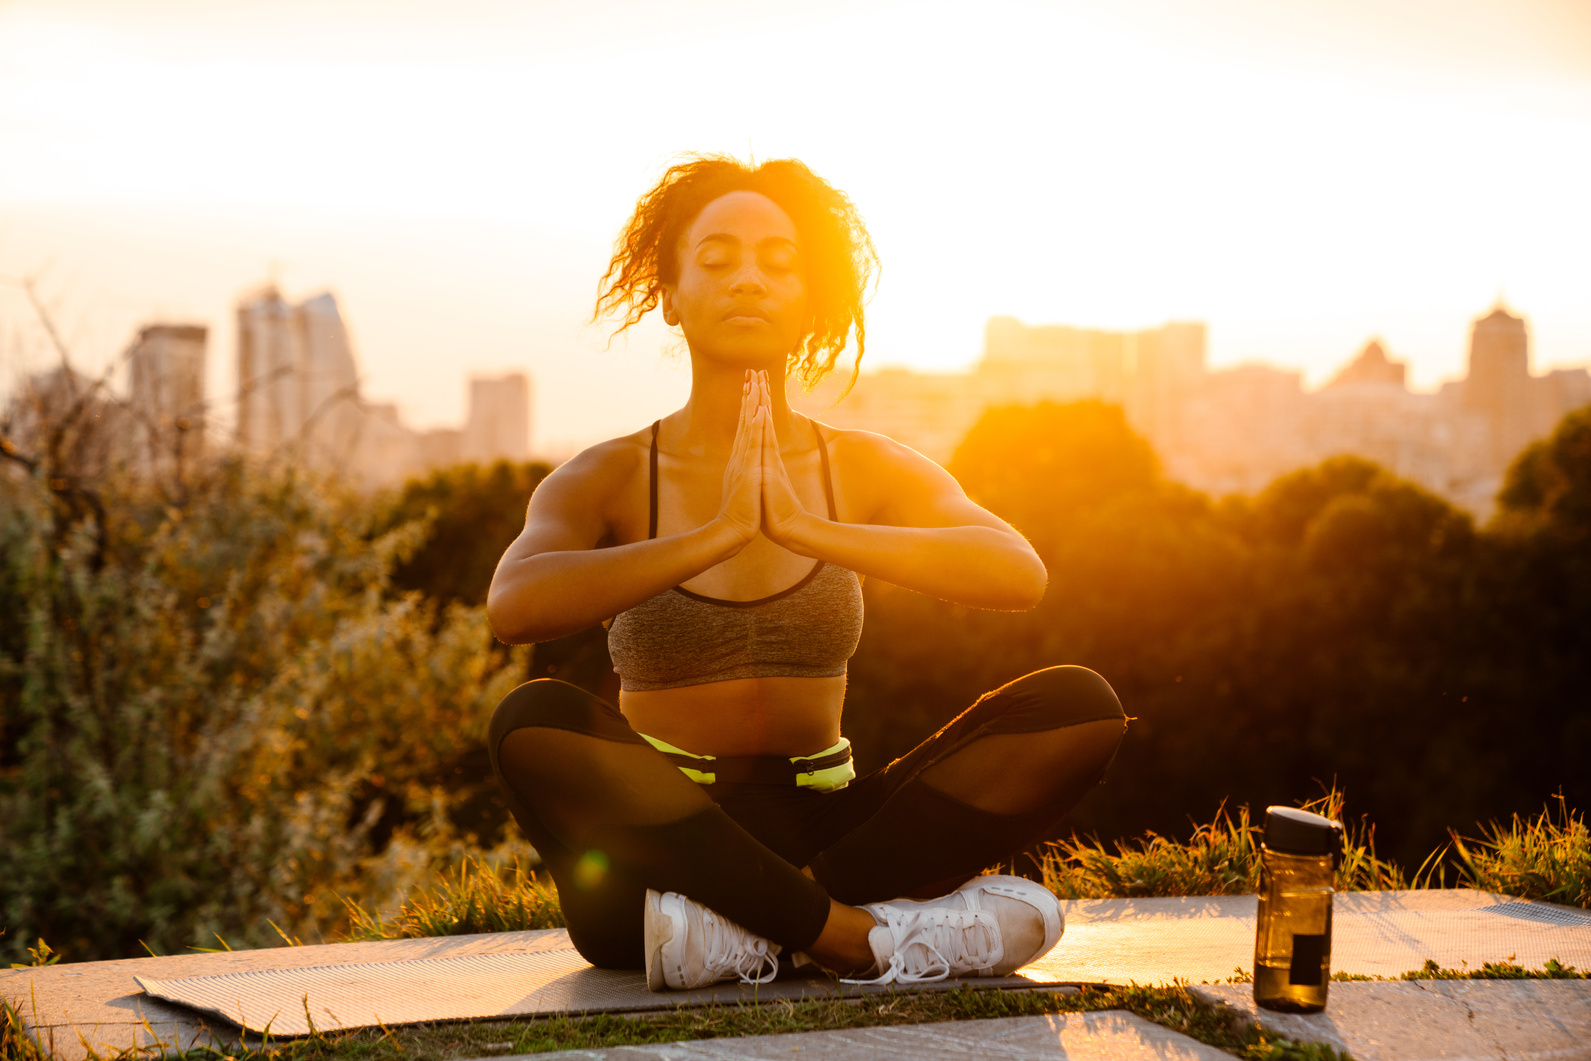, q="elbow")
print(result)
[1005,552,1048,611]
[486,587,541,645]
